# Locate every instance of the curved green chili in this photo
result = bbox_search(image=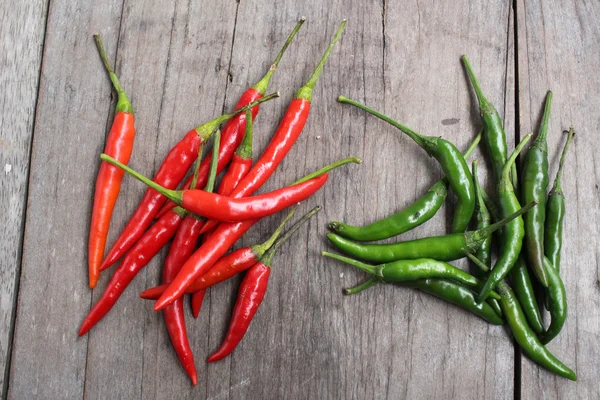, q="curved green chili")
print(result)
[545,129,575,272]
[338,96,475,233]
[478,133,534,302]
[522,91,552,286]
[540,256,567,344]
[326,202,535,264]
[471,160,492,269]
[509,255,544,334]
[399,279,504,325]
[329,132,482,241]
[462,55,508,184]
[322,252,501,300]
[499,281,575,380]
[464,251,576,380]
